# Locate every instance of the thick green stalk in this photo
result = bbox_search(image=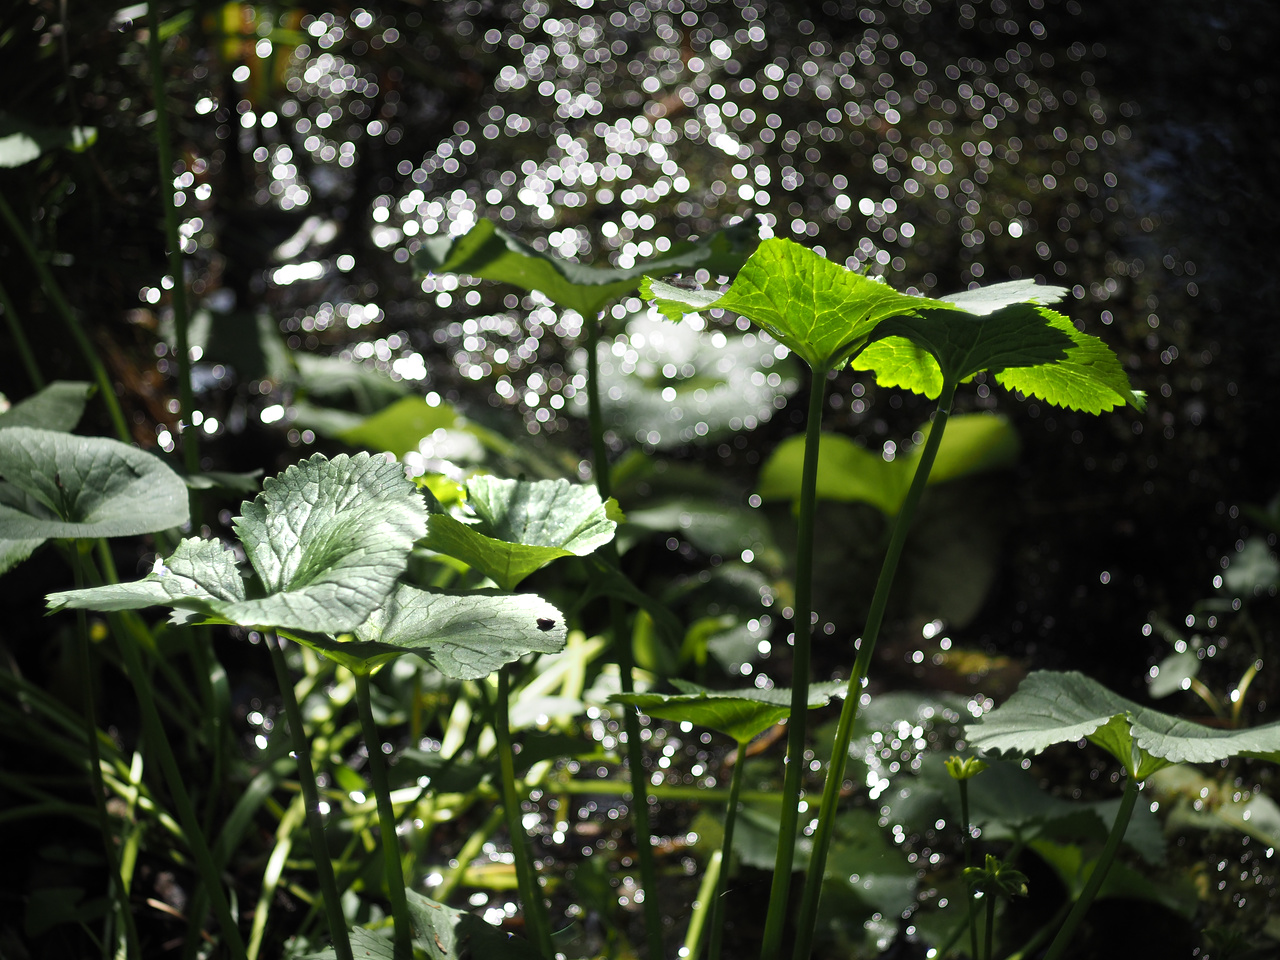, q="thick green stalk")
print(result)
[1041,775,1140,960]
[494,668,555,958]
[69,546,140,960]
[354,672,413,960]
[145,1,200,484]
[961,780,979,960]
[0,278,44,389]
[790,380,958,960]
[584,311,664,958]
[0,192,128,442]
[707,743,747,960]
[759,374,827,960]
[108,580,247,957]
[267,637,353,960]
